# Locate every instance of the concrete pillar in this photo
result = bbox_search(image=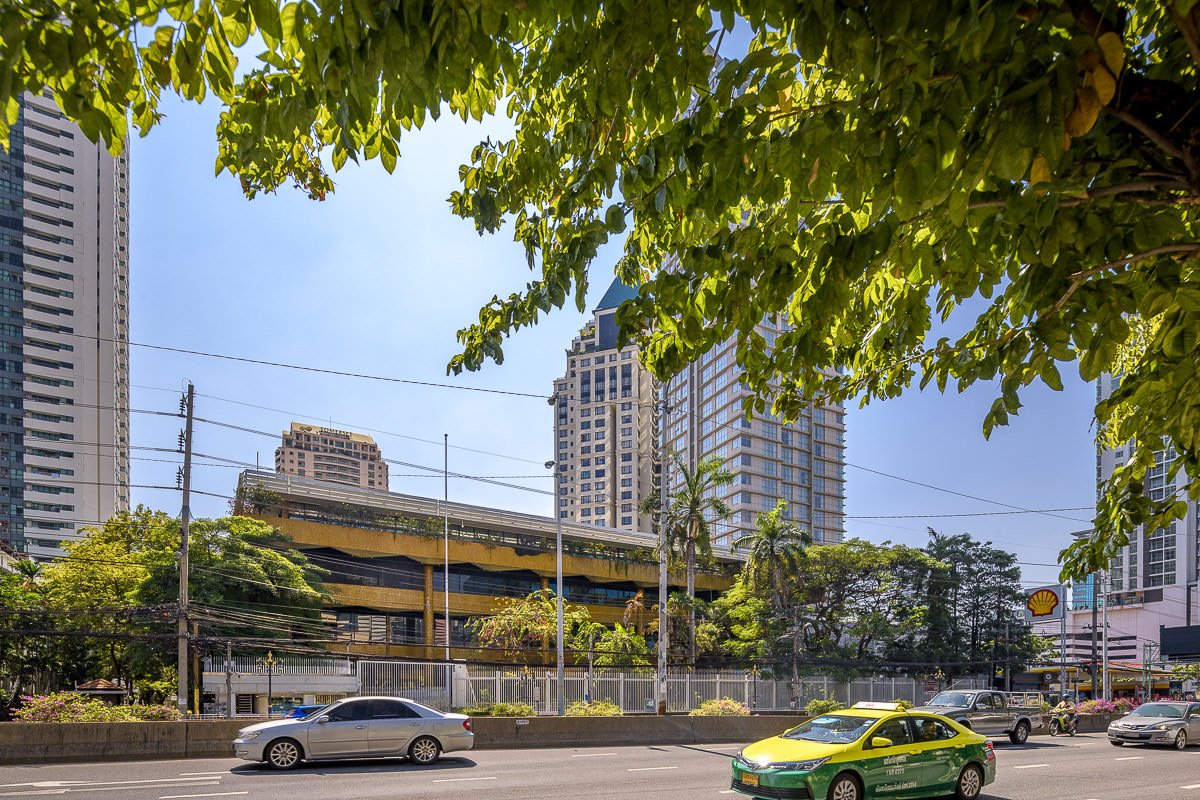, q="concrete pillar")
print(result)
[423,565,435,656]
